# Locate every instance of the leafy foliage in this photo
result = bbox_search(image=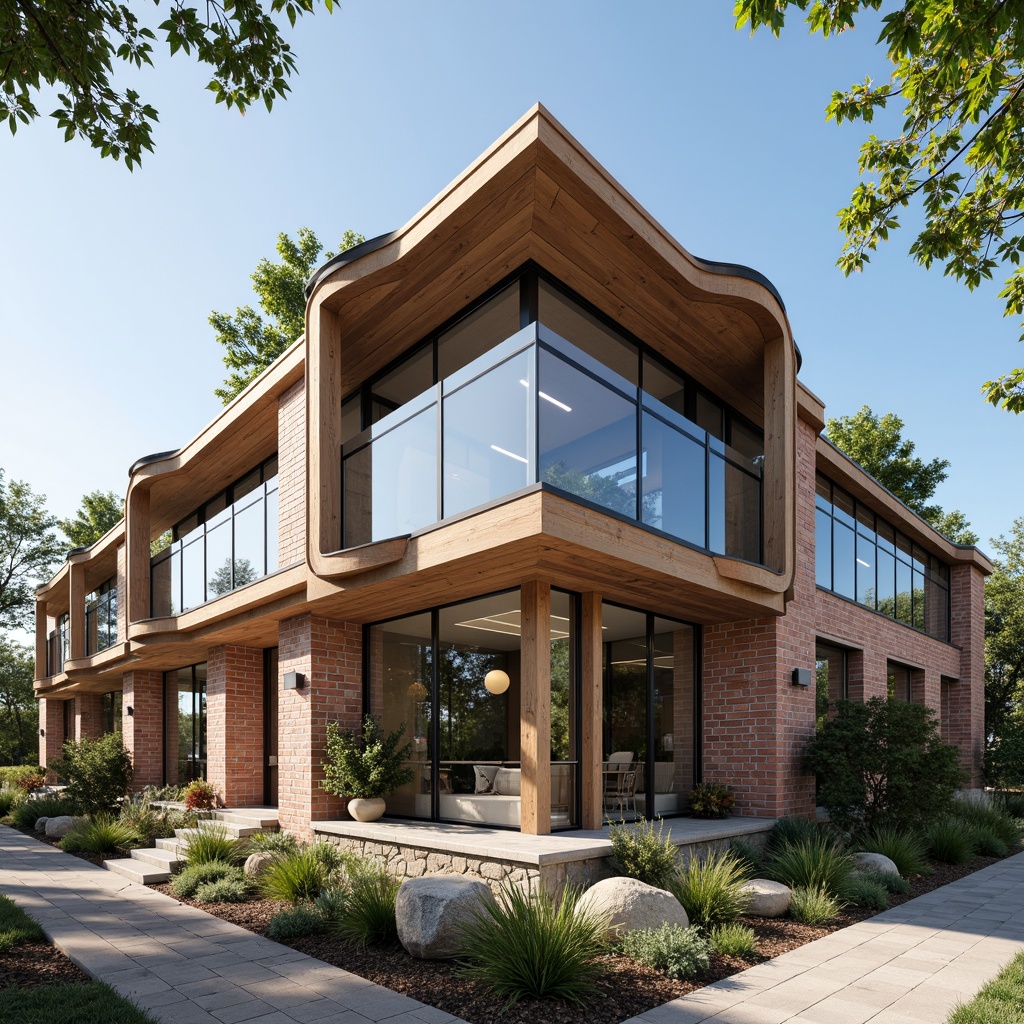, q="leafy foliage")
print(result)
[183,779,218,810]
[194,875,251,903]
[182,823,244,865]
[458,883,608,1006]
[331,864,400,948]
[858,828,930,877]
[766,837,855,899]
[619,924,710,980]
[212,228,363,403]
[708,922,757,958]
[246,830,297,853]
[11,793,79,829]
[0,787,25,816]
[52,733,133,815]
[789,884,841,925]
[804,697,965,833]
[117,797,194,846]
[687,782,736,819]
[1,0,336,168]
[170,859,238,899]
[59,815,139,855]
[609,817,678,890]
[267,904,327,941]
[58,491,123,547]
[734,1,1024,412]
[0,639,38,765]
[671,850,752,929]
[321,715,414,800]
